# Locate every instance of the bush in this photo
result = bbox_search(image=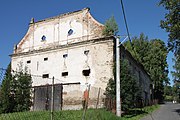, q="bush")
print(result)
[105,60,140,111]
